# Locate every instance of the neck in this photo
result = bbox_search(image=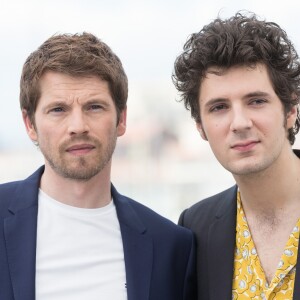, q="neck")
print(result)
[40,163,112,208]
[234,148,300,213]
